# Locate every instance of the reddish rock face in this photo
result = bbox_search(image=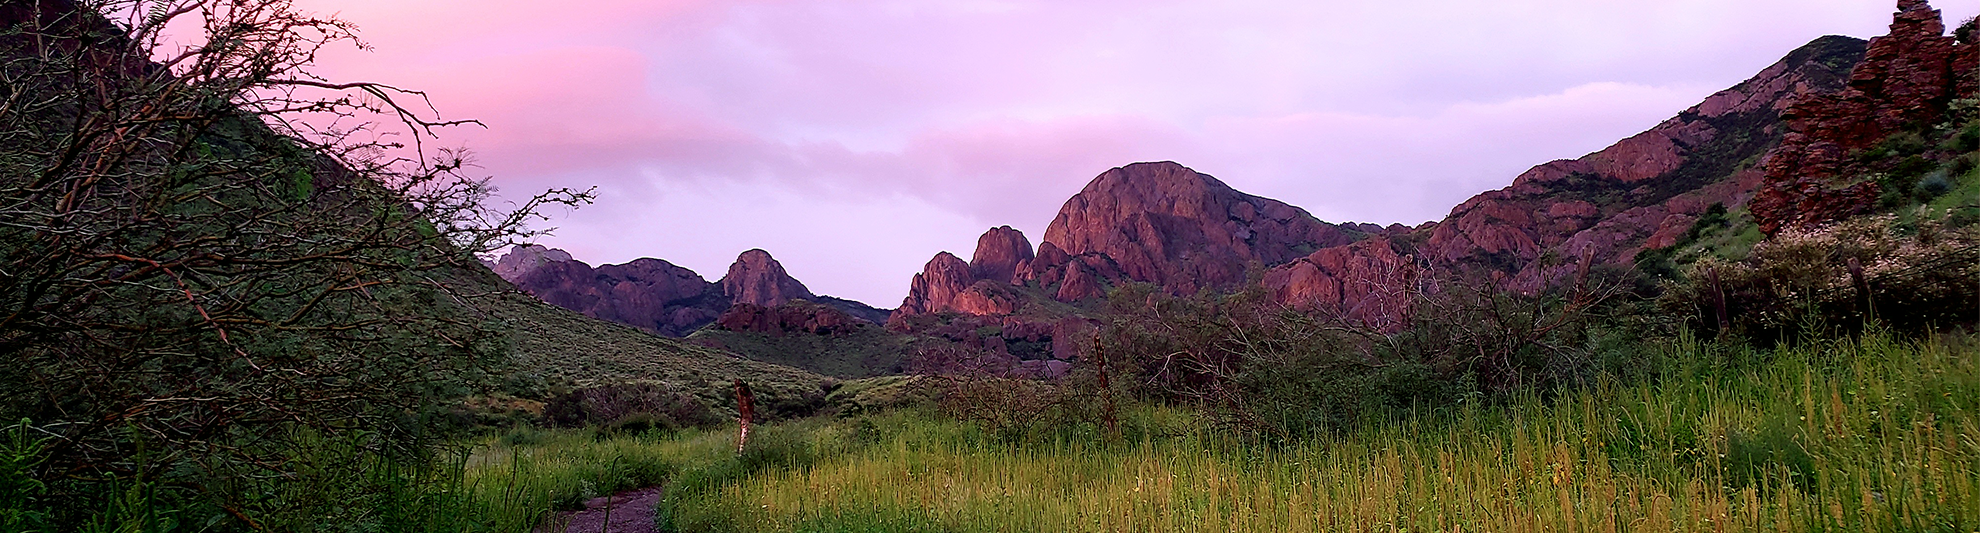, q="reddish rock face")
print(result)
[1009,241,1125,304]
[720,249,815,307]
[1041,161,1358,296]
[969,226,1034,284]
[887,18,1886,332]
[1263,239,1418,331]
[893,245,1034,325]
[952,281,1024,316]
[1751,0,1977,234]
[893,252,976,319]
[1415,34,1866,290]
